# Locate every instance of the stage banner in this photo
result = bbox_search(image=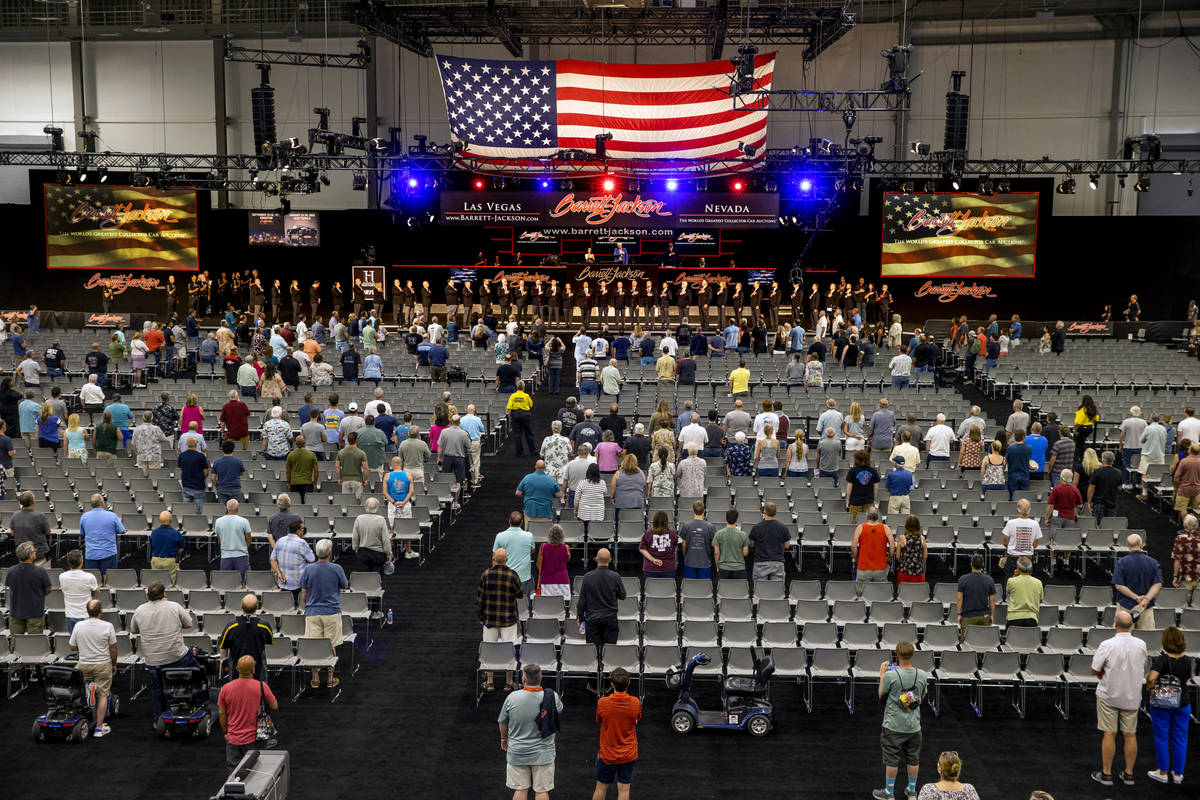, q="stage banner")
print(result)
[881,192,1038,279]
[351,266,387,302]
[45,185,200,270]
[85,312,131,328]
[566,264,658,291]
[441,191,779,231]
[1064,321,1113,336]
